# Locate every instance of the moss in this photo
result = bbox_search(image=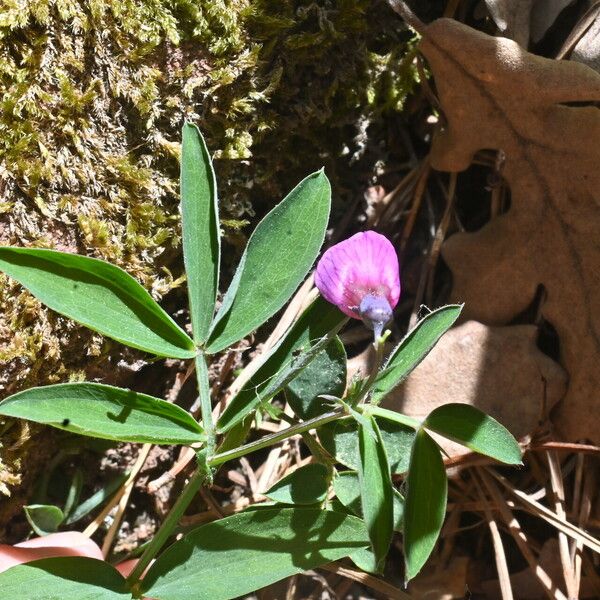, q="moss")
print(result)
[0,0,417,497]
